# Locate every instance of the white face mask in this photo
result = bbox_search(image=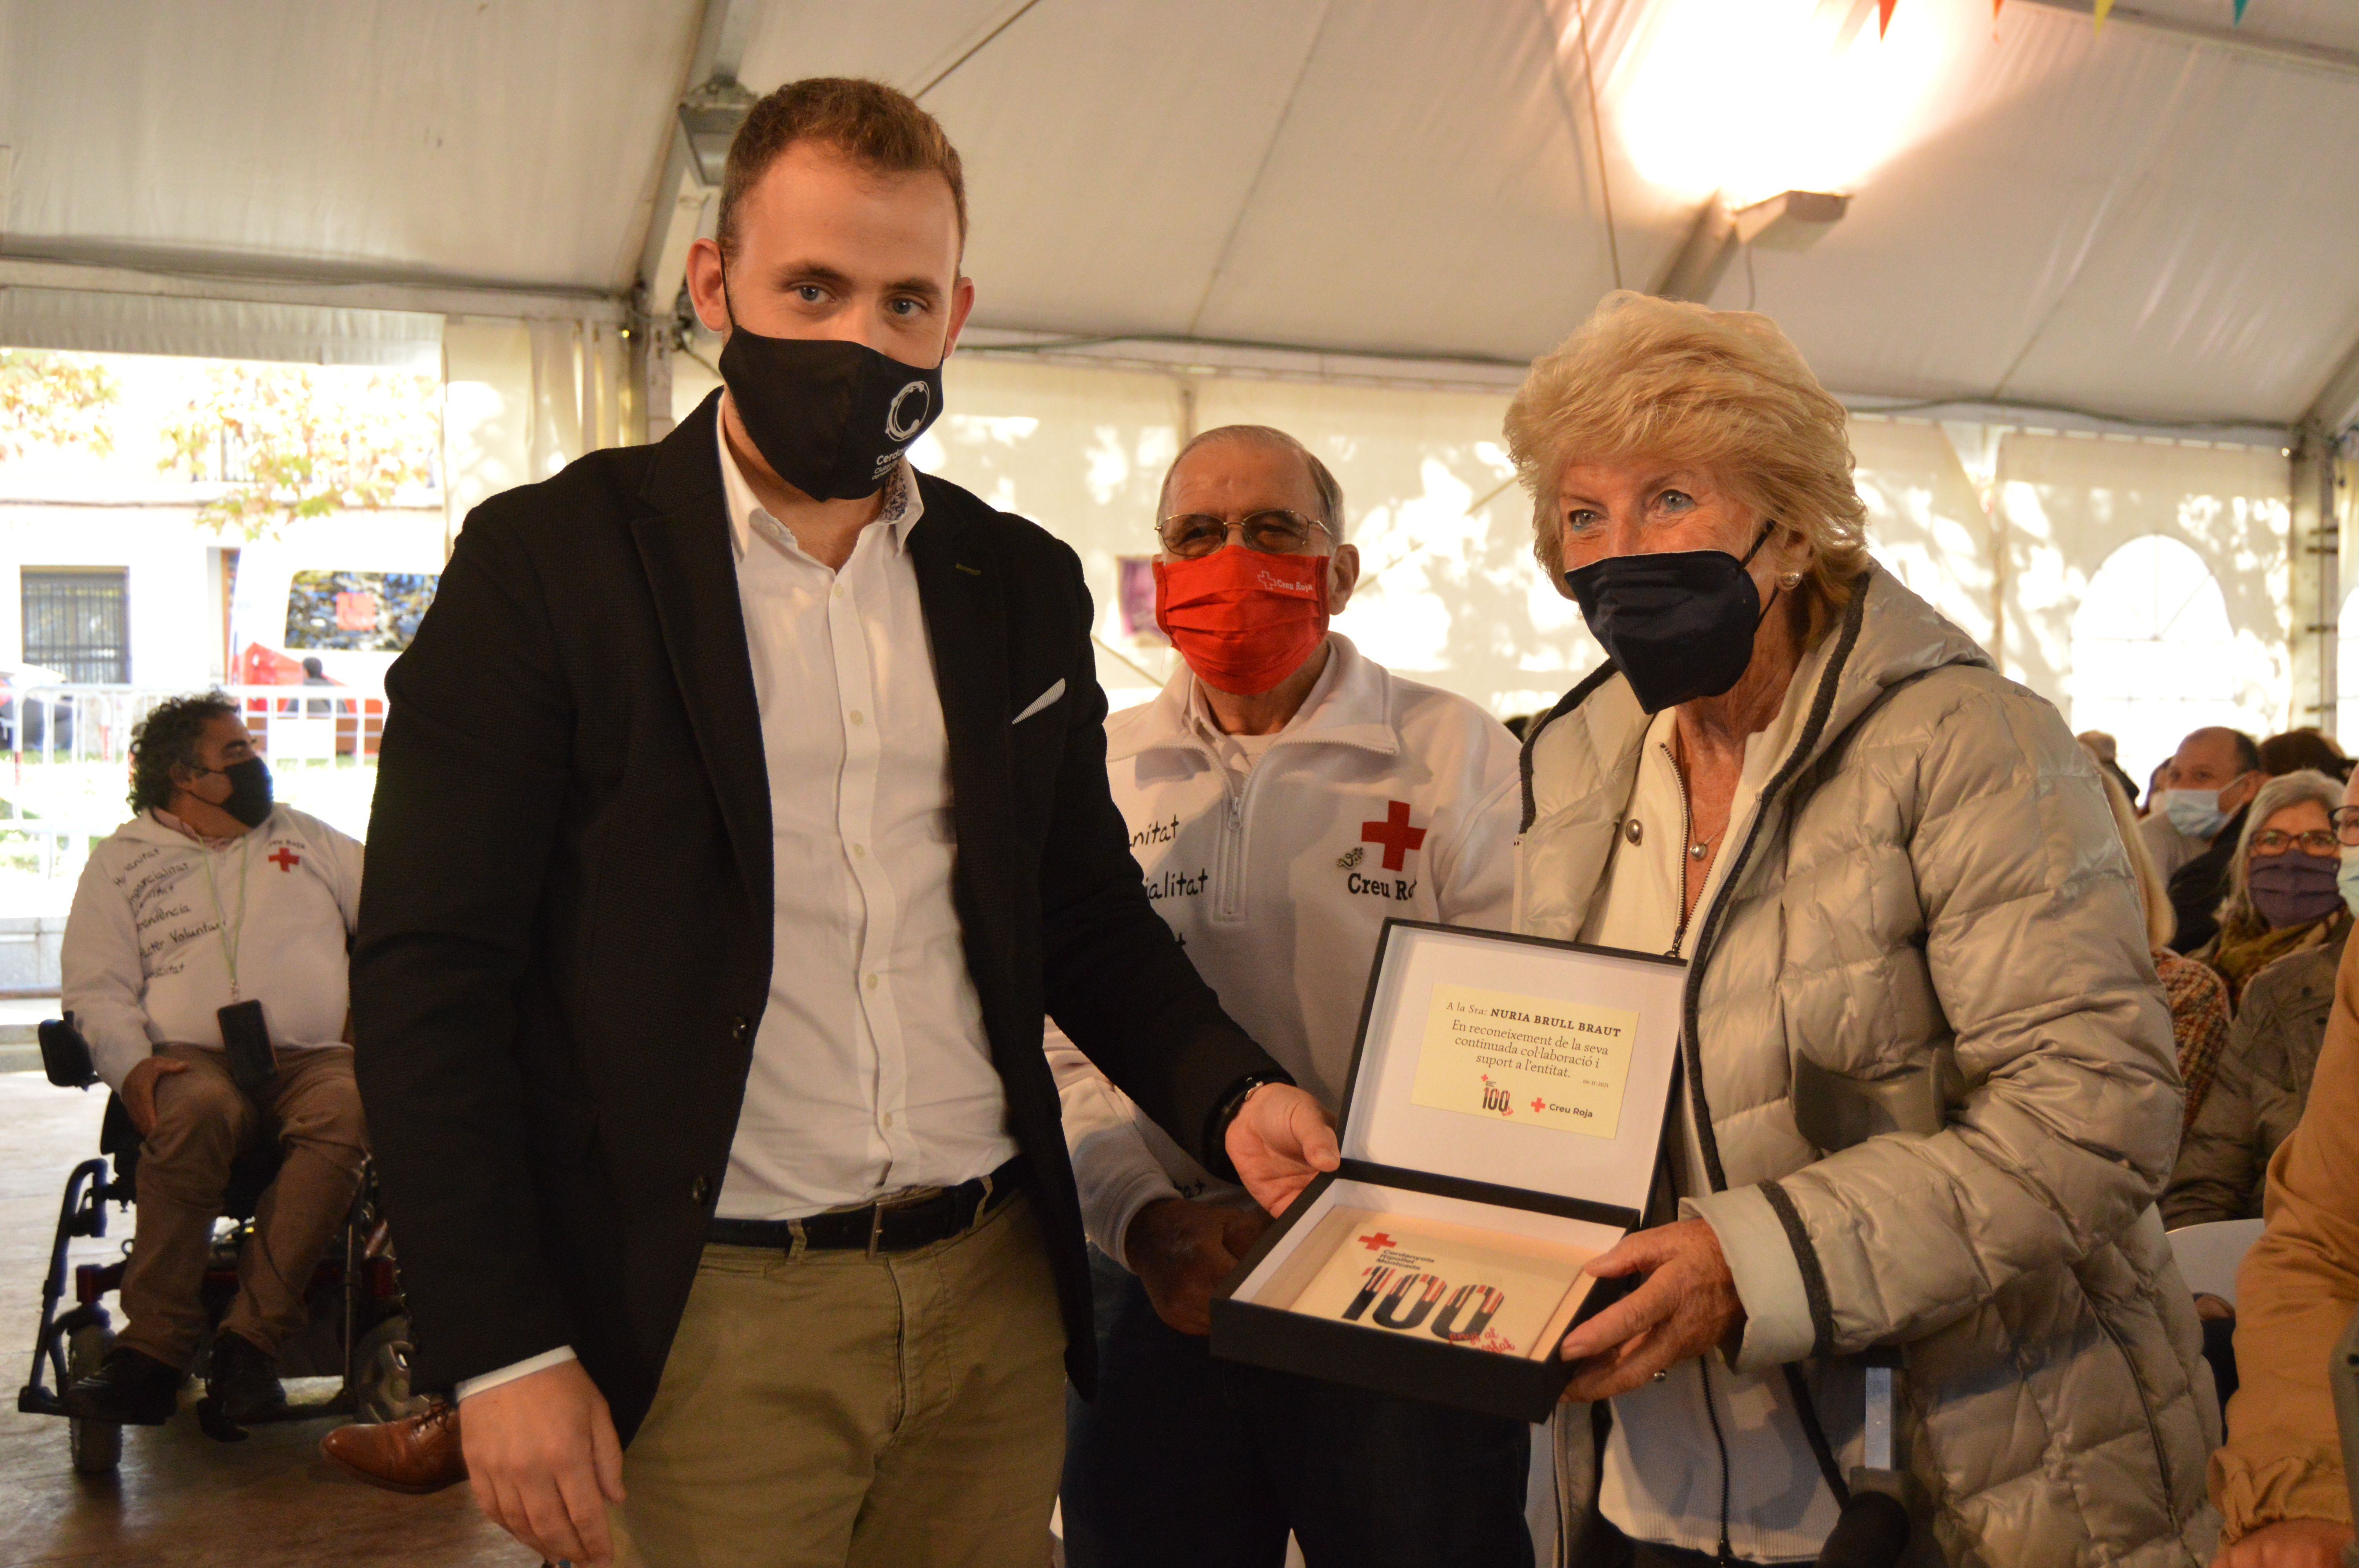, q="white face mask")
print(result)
[2340,848,2359,920]
[2159,773,2250,841]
